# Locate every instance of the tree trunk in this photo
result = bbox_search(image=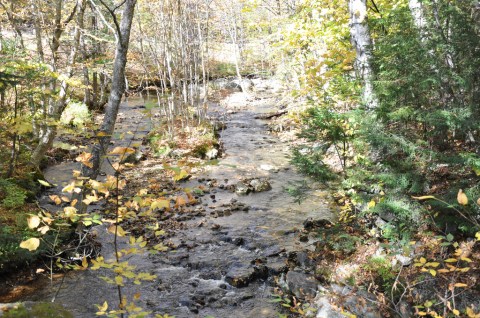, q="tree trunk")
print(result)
[31,0,86,167]
[82,0,137,180]
[349,0,377,108]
